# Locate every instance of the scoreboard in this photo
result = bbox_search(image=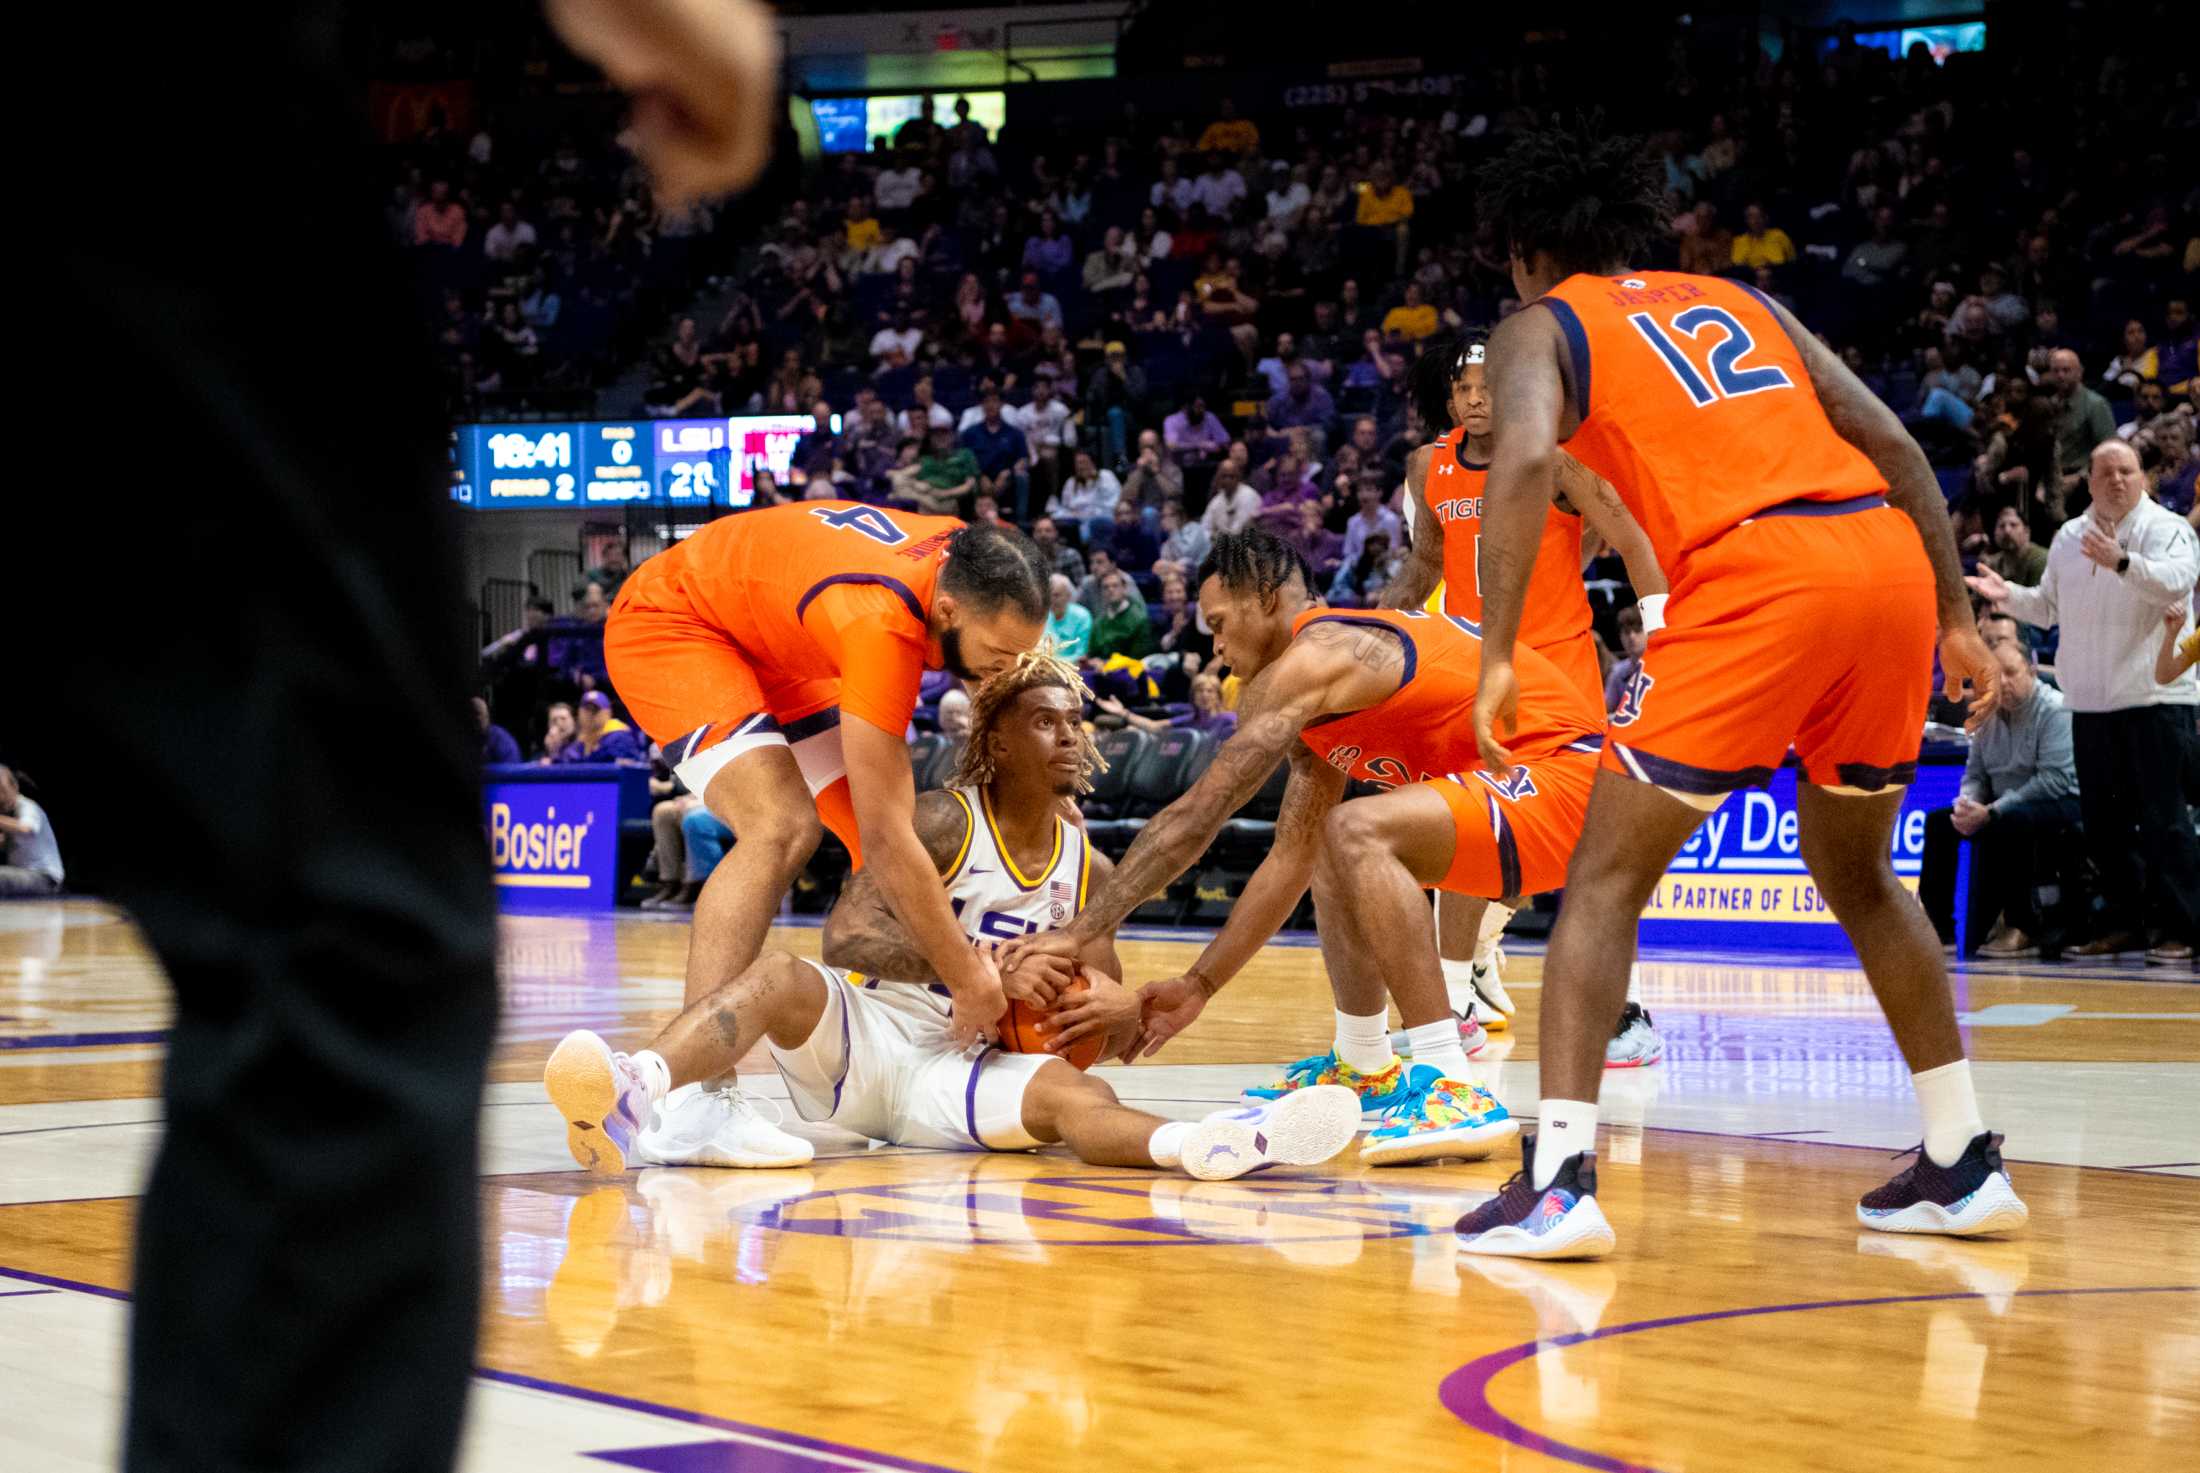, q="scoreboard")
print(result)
[447,414,829,510]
